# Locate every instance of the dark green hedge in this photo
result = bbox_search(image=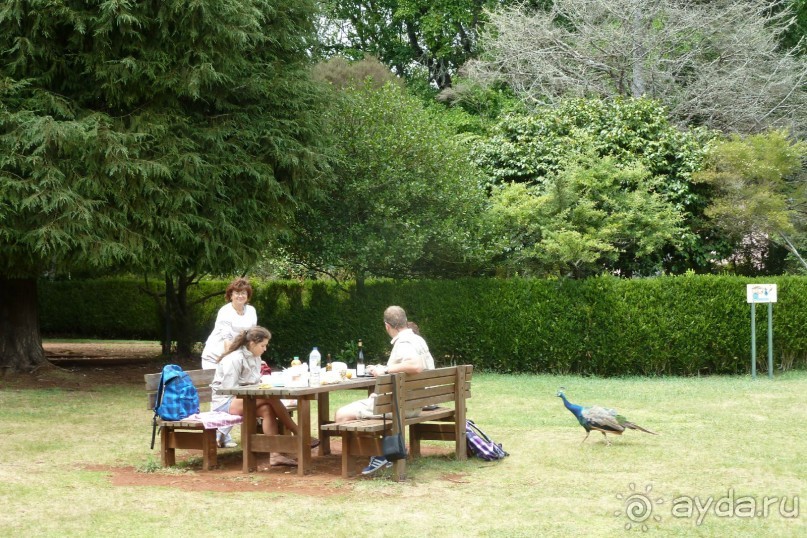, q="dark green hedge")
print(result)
[38,275,807,375]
